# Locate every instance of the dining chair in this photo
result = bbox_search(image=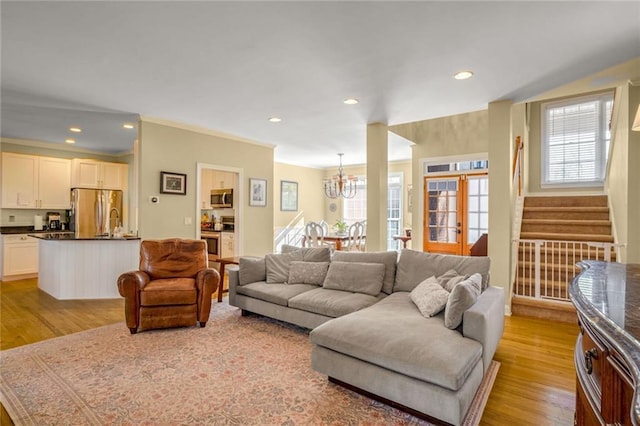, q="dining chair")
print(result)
[304,221,326,247]
[319,220,330,236]
[346,221,366,251]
